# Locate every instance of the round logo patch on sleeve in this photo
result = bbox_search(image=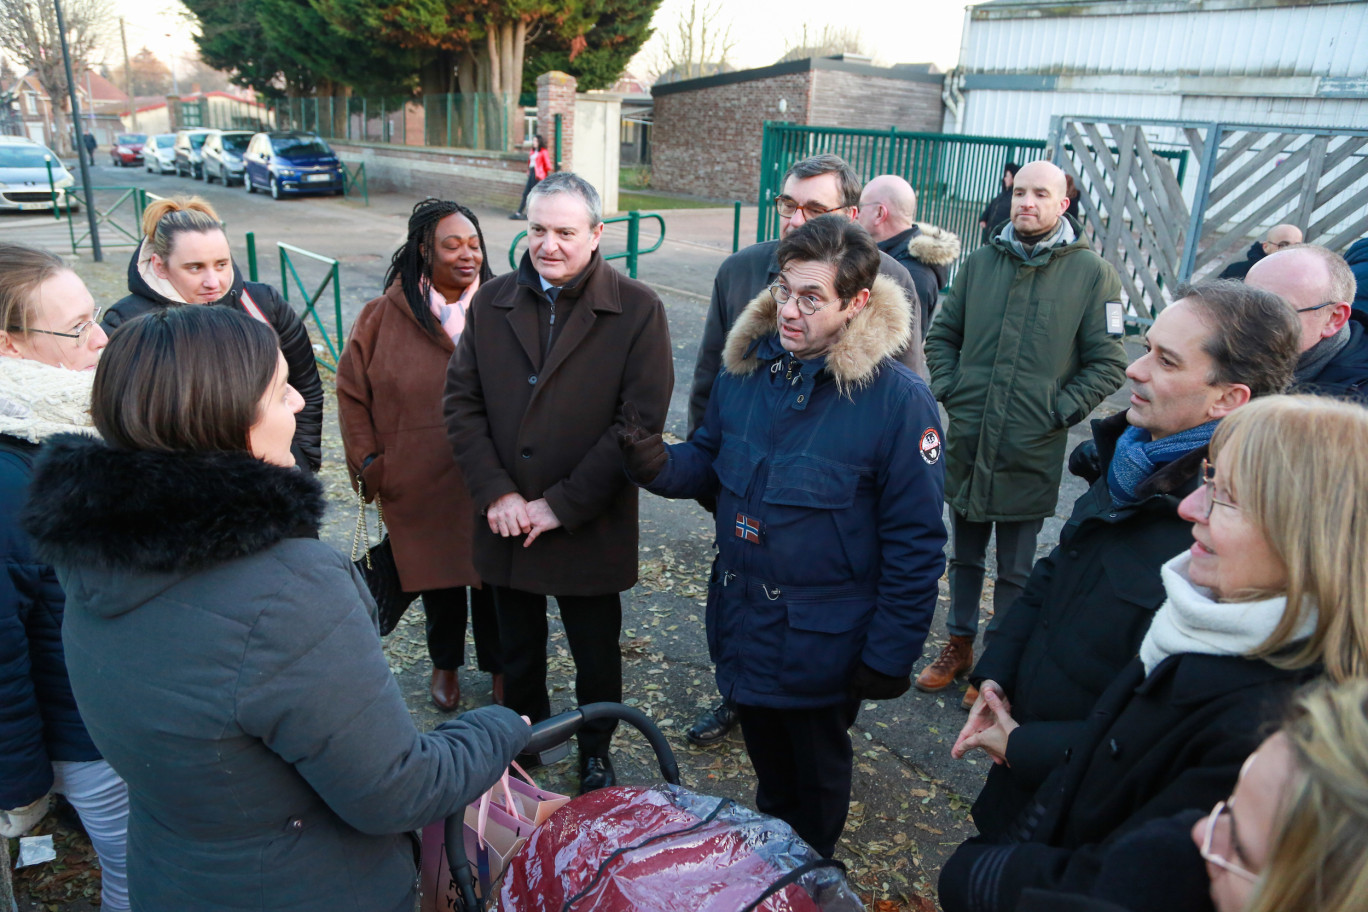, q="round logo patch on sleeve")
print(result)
[920,427,942,465]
